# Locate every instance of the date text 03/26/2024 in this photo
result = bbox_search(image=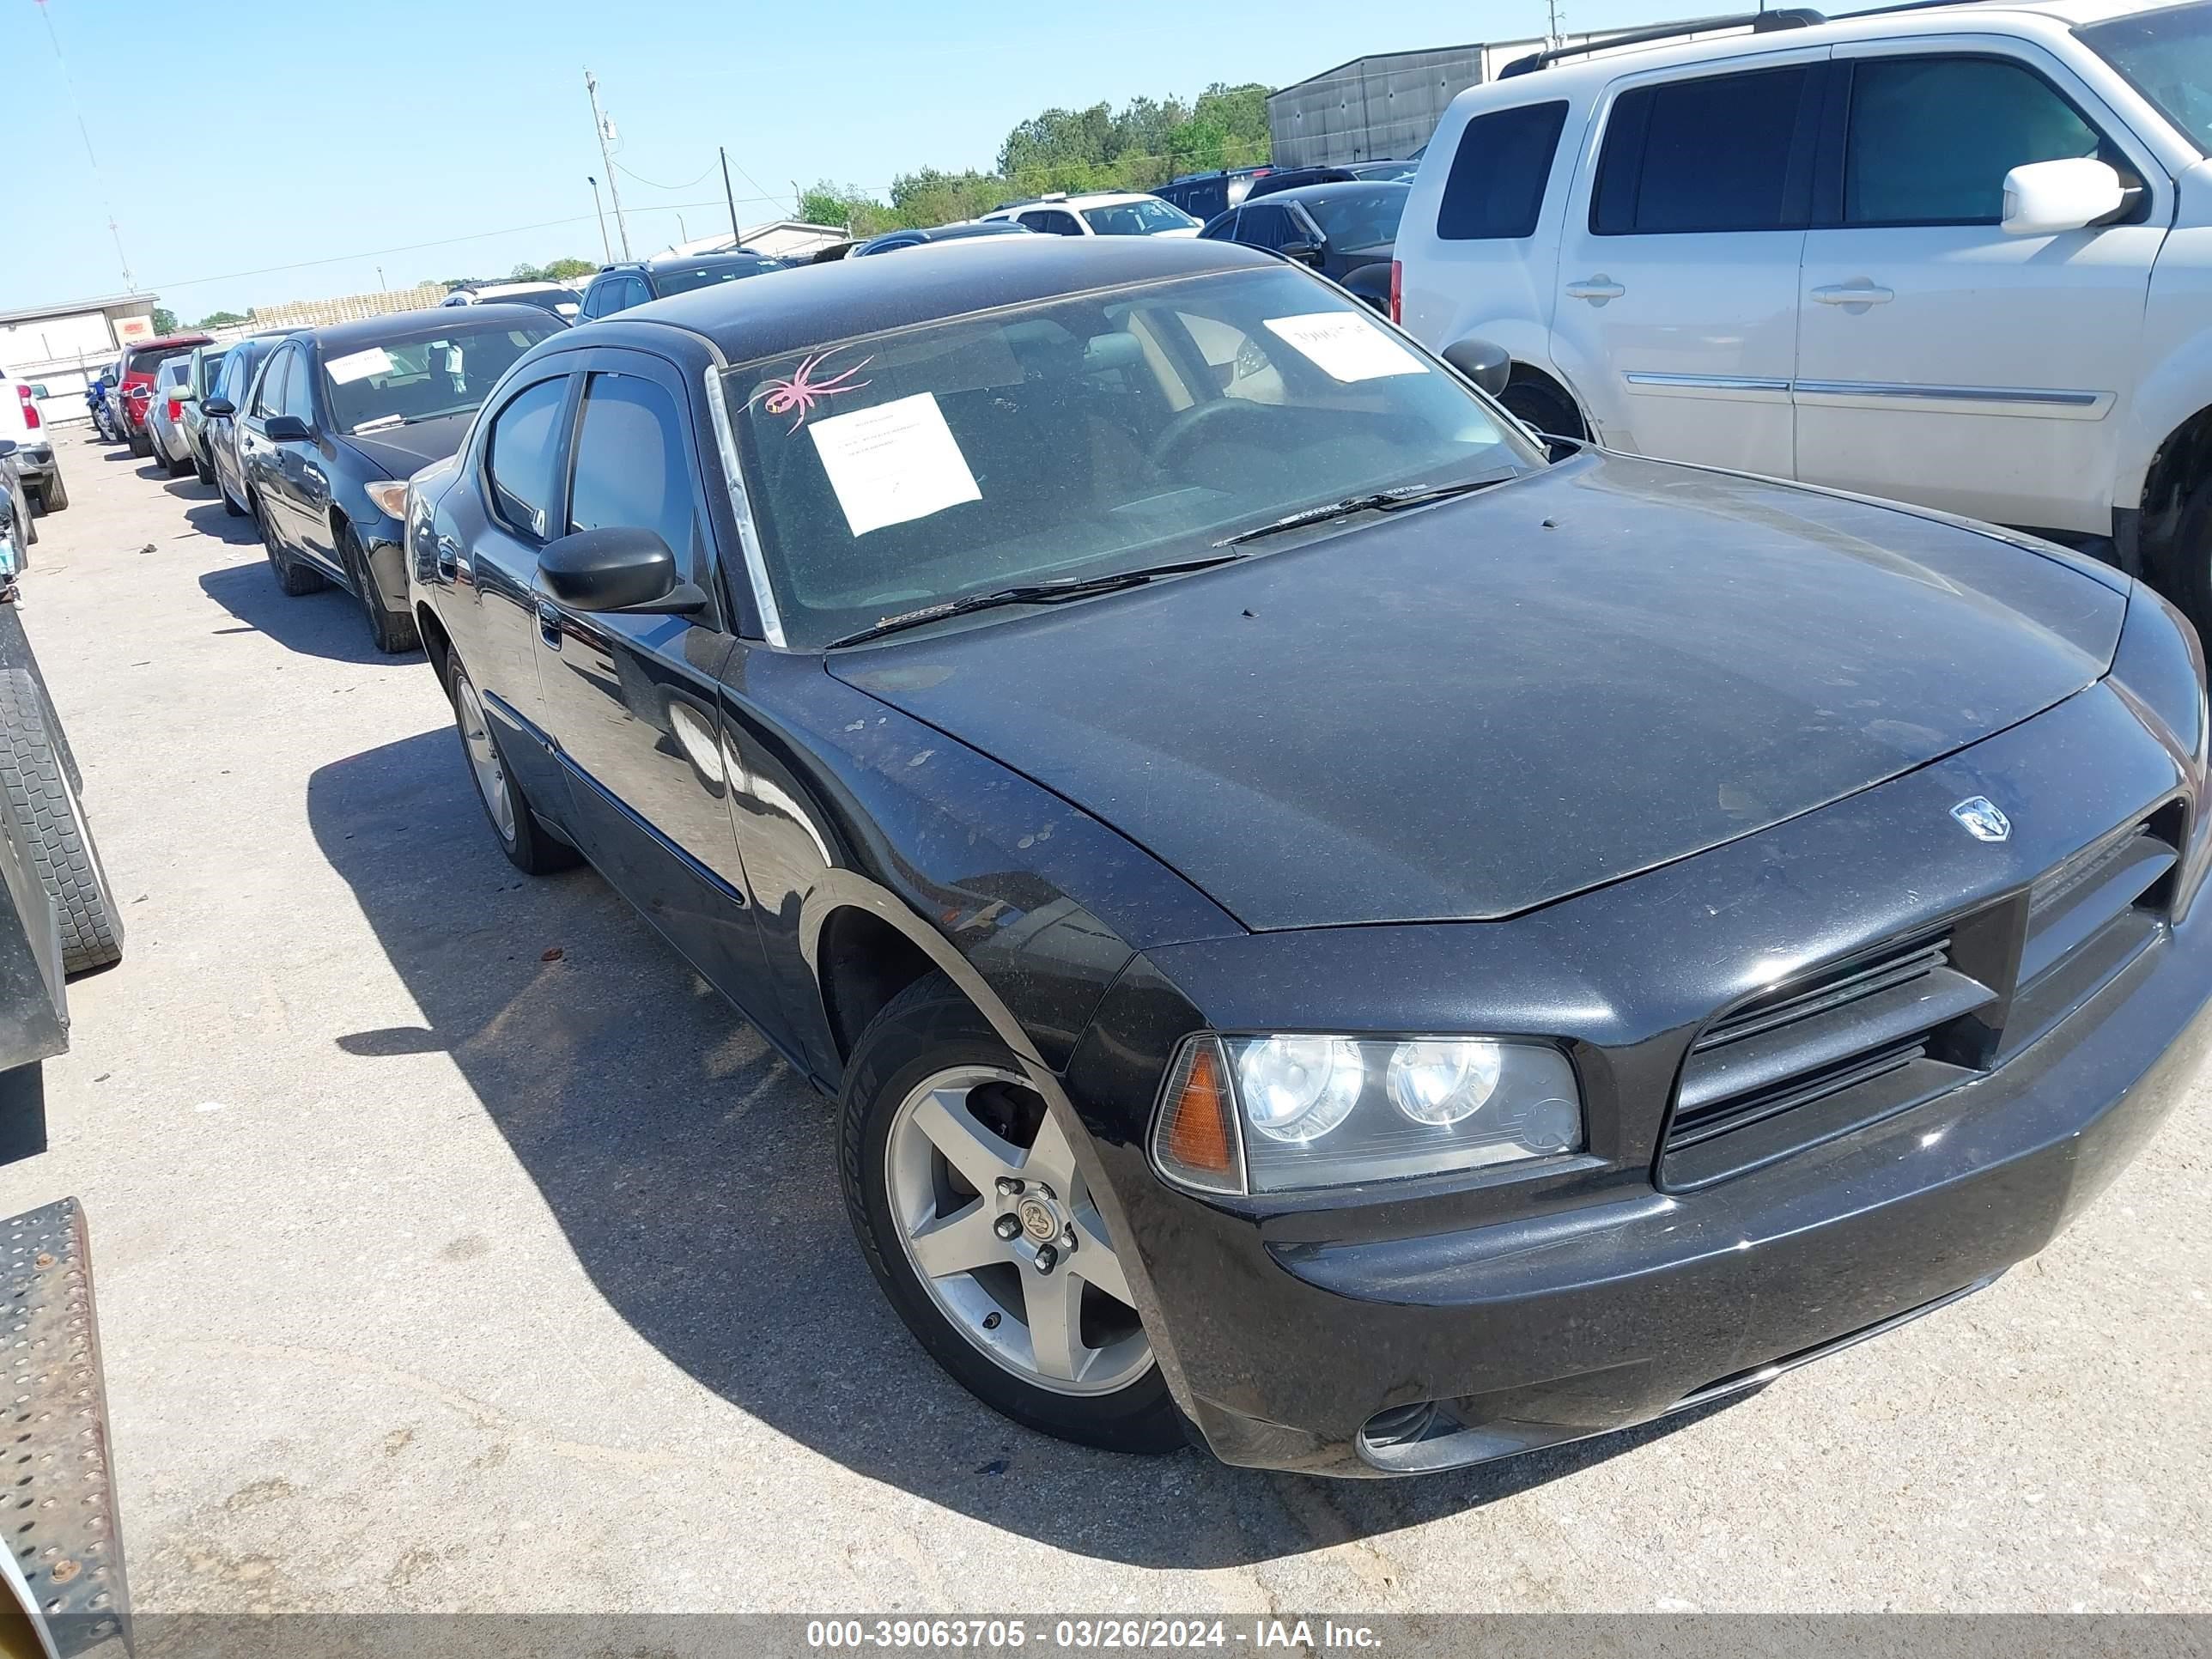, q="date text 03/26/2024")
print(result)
[805,1620,1385,1650]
